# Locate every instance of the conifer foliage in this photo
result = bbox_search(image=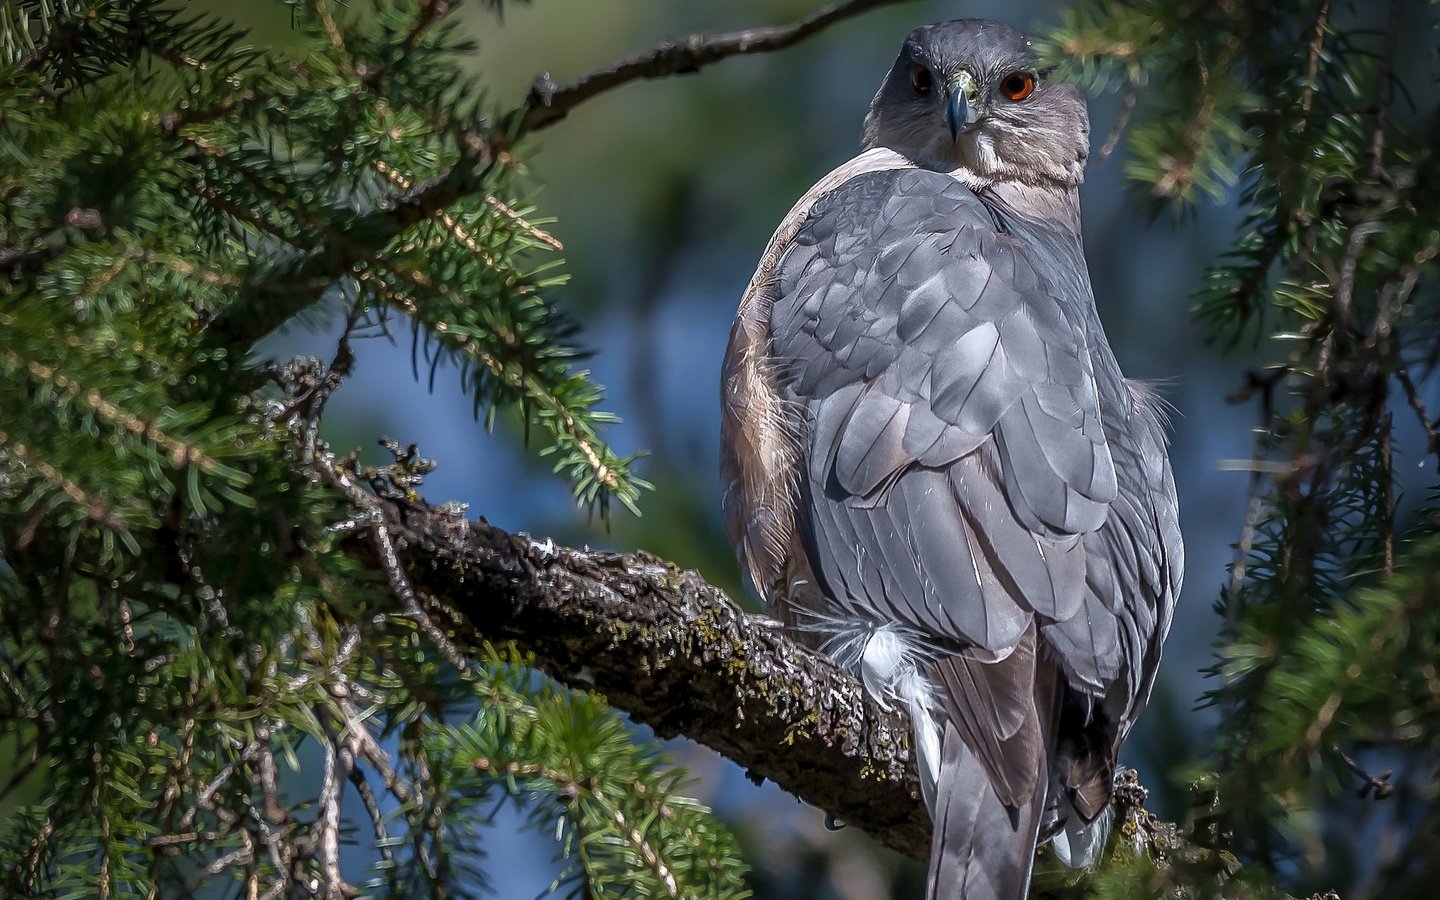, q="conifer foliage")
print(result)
[0,1,736,897]
[1043,1,1440,896]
